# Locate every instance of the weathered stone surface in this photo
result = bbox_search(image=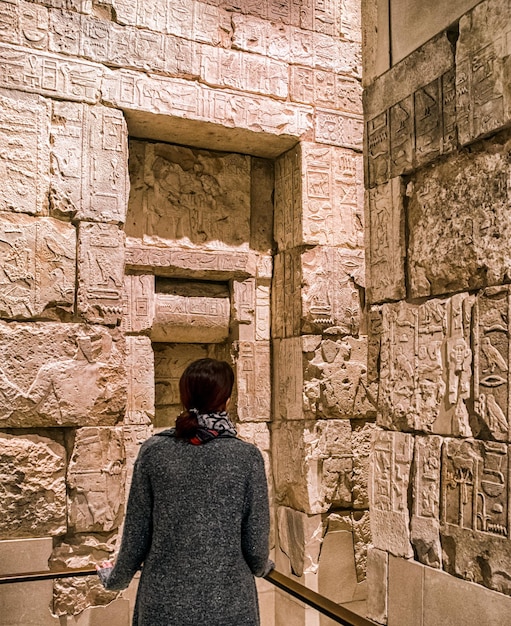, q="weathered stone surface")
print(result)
[441,438,511,595]
[326,511,371,583]
[68,427,125,532]
[411,435,442,569]
[126,141,251,247]
[0,42,103,103]
[0,322,126,426]
[0,432,66,539]
[125,336,154,425]
[277,506,323,577]
[290,67,362,114]
[51,534,118,615]
[0,88,50,215]
[0,0,49,50]
[273,419,352,514]
[151,280,230,344]
[250,157,274,254]
[77,222,125,325]
[273,337,304,421]
[274,145,302,252]
[234,340,271,422]
[365,178,406,304]
[369,429,414,558]
[408,144,511,298]
[0,213,75,320]
[237,422,271,452]
[473,287,511,442]
[317,525,358,604]
[50,102,129,224]
[272,250,302,339]
[457,0,511,145]
[379,294,475,436]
